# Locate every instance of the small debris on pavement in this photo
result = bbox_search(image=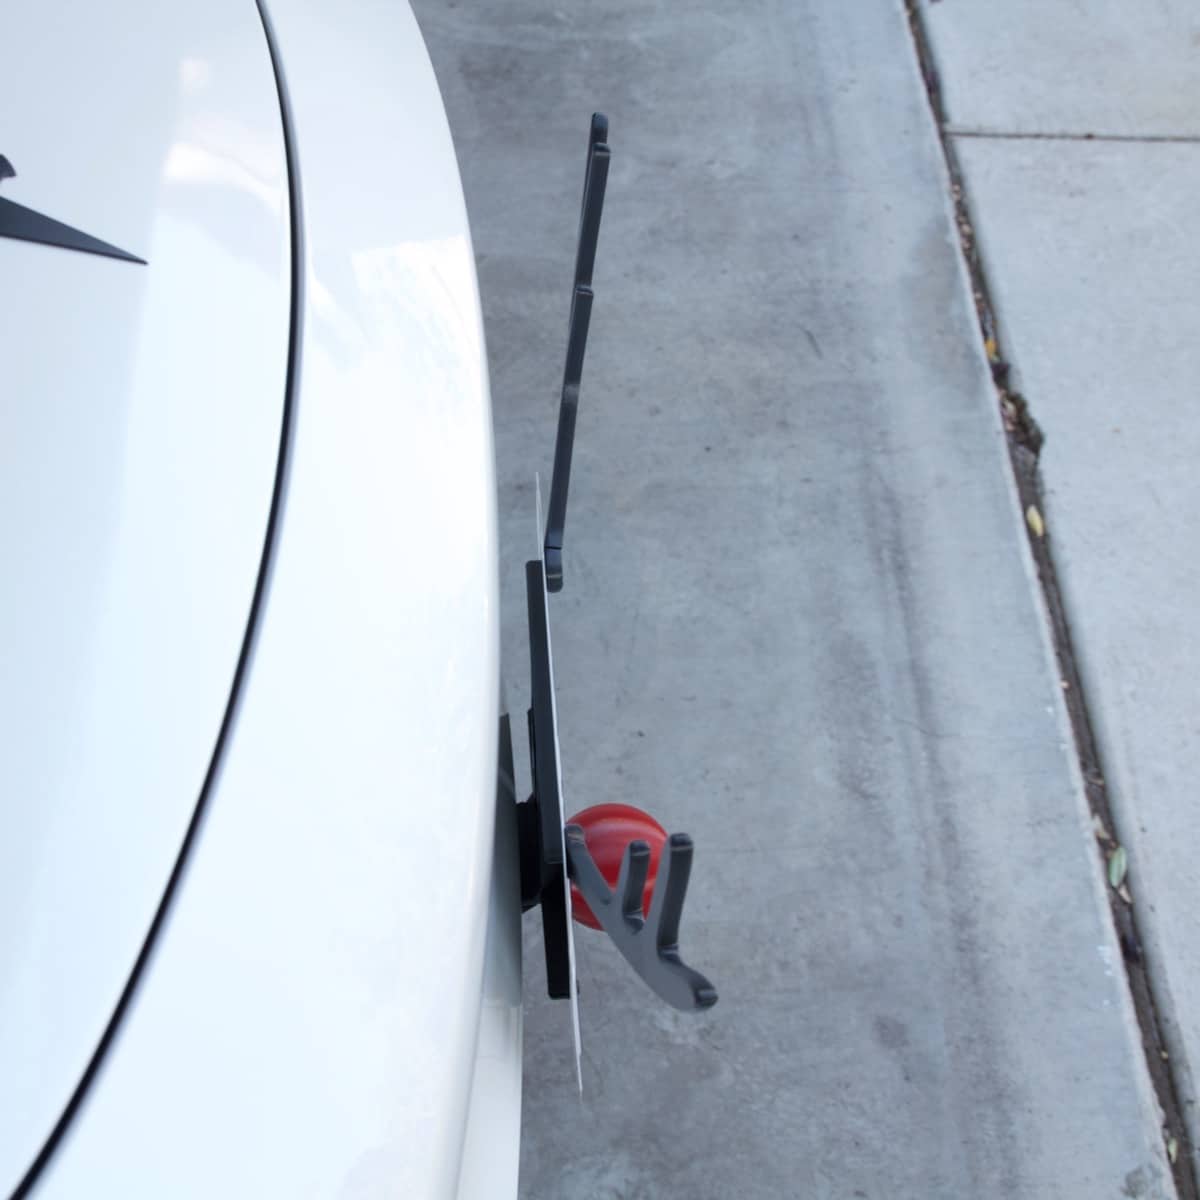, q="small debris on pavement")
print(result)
[1026,505,1045,538]
[1108,845,1128,889]
[1092,813,1113,843]
[1167,1133,1179,1165]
